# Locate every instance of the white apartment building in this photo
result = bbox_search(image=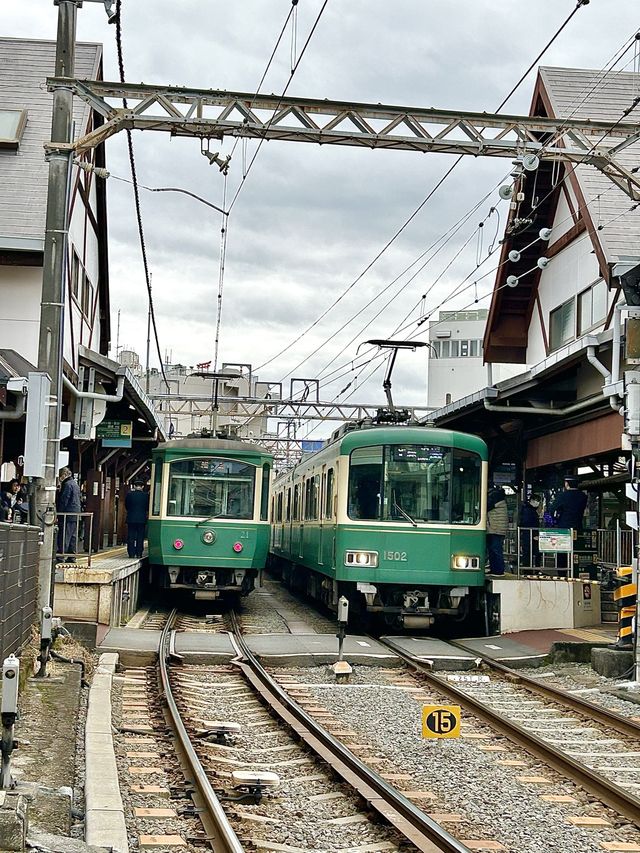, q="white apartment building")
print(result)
[426,309,519,408]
